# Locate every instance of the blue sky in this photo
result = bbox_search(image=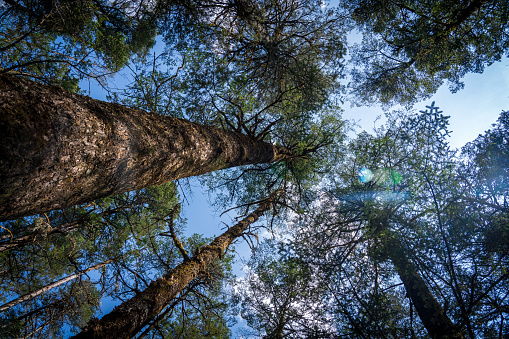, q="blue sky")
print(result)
[181,56,509,252]
[172,58,509,339]
[342,58,509,150]
[79,35,509,330]
[173,61,509,338]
